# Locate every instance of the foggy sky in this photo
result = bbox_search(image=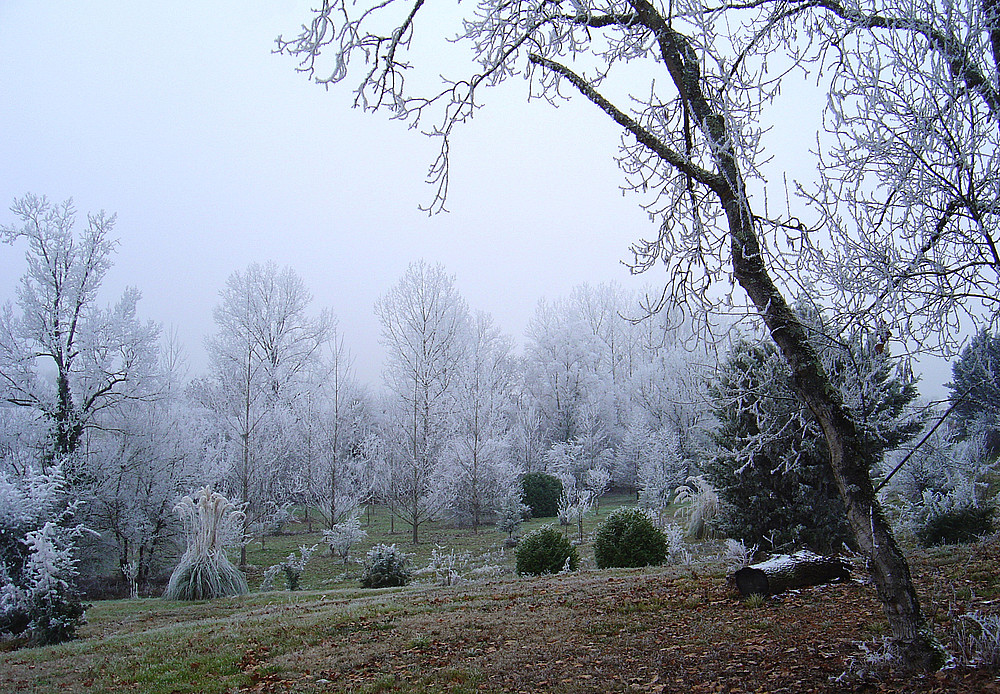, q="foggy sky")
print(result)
[0,1,952,398]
